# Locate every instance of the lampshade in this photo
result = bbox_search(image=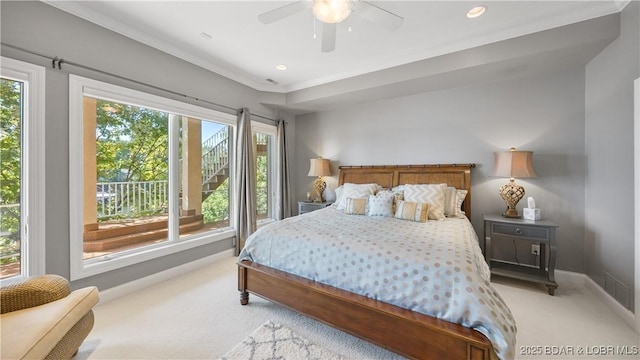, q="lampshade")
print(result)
[312,0,353,24]
[492,148,537,179]
[308,158,332,177]
[491,147,536,218]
